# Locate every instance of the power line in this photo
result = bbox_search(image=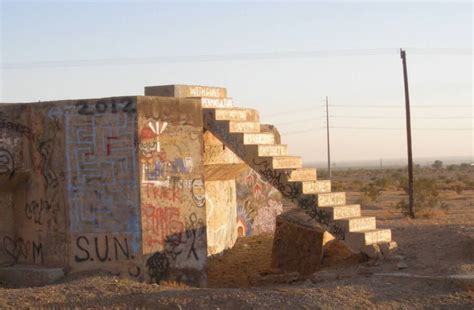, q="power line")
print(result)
[280,126,471,135]
[328,116,471,119]
[2,47,471,69]
[327,105,471,108]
